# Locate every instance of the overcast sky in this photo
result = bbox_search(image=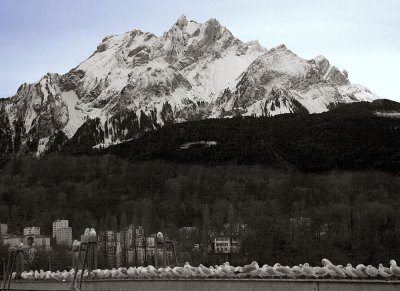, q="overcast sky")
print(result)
[1,0,399,100]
